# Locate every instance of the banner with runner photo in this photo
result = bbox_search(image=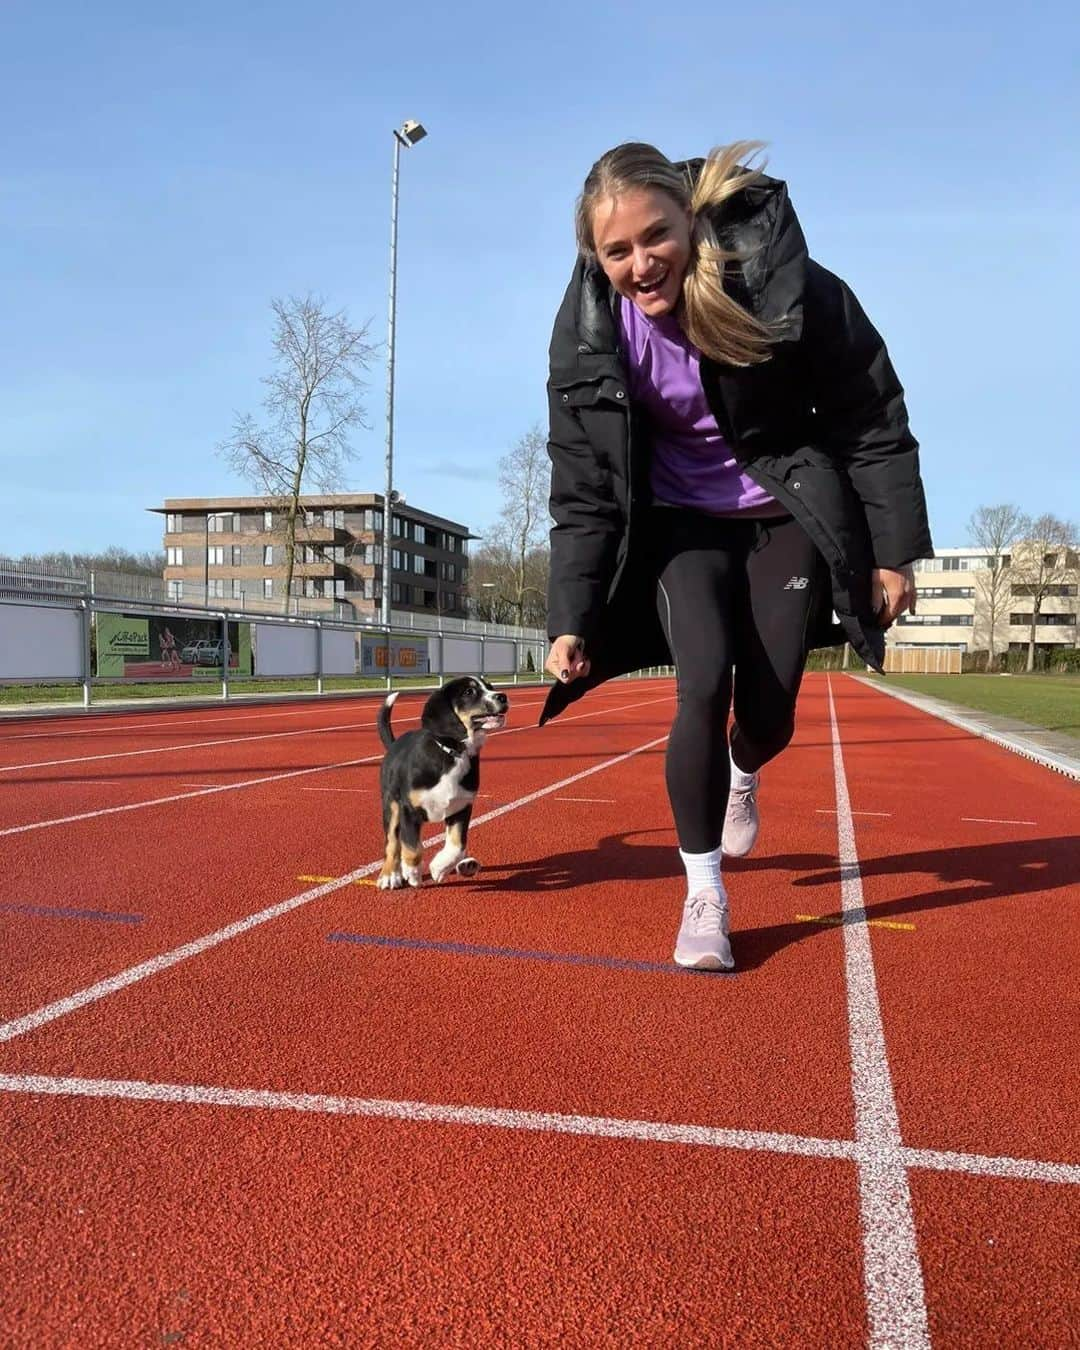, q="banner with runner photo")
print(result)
[95,613,252,679]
